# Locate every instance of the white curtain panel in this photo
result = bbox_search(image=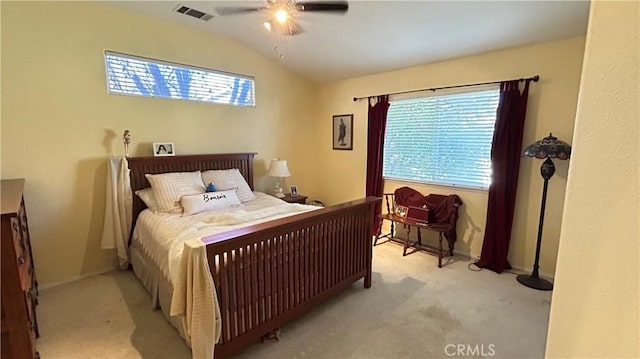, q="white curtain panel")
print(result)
[101,157,132,269]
